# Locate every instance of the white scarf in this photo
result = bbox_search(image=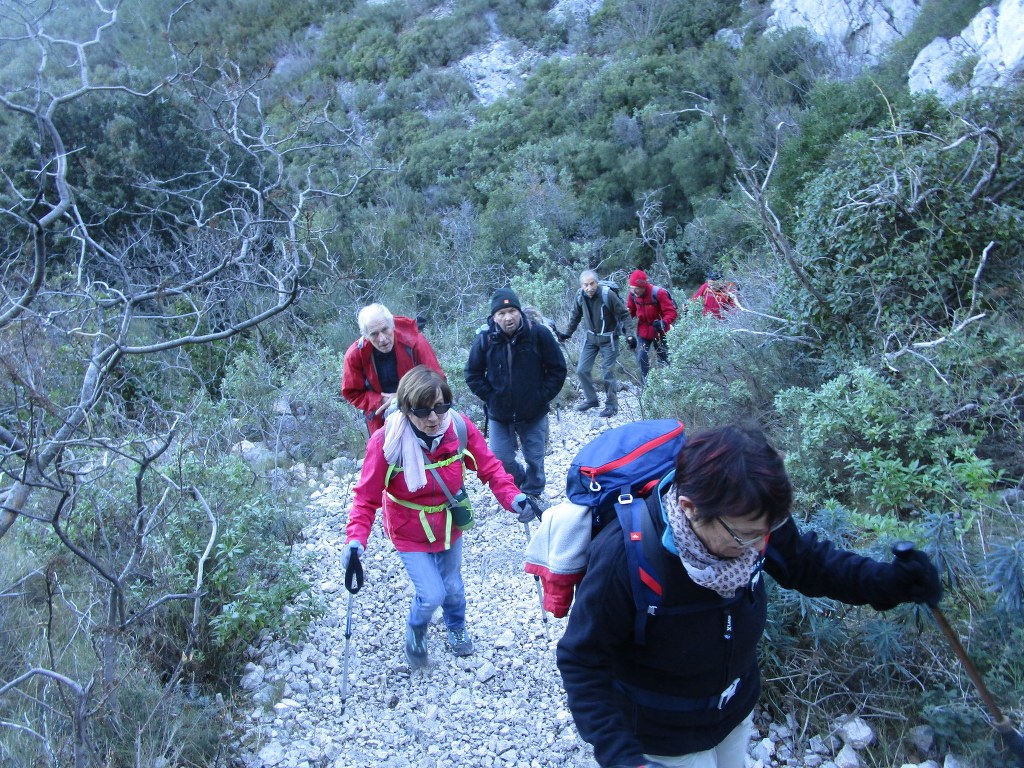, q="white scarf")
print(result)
[382,411,452,492]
